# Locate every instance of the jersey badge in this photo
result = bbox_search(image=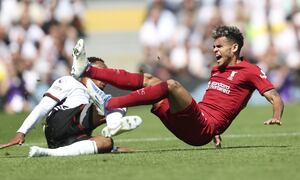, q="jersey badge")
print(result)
[227,71,238,81]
